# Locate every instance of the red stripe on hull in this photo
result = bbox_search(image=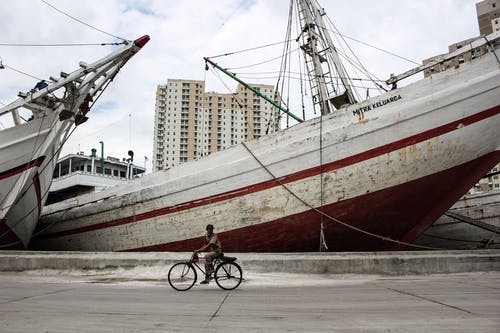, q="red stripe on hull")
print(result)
[129,151,500,252]
[33,172,42,216]
[0,156,45,180]
[39,105,500,240]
